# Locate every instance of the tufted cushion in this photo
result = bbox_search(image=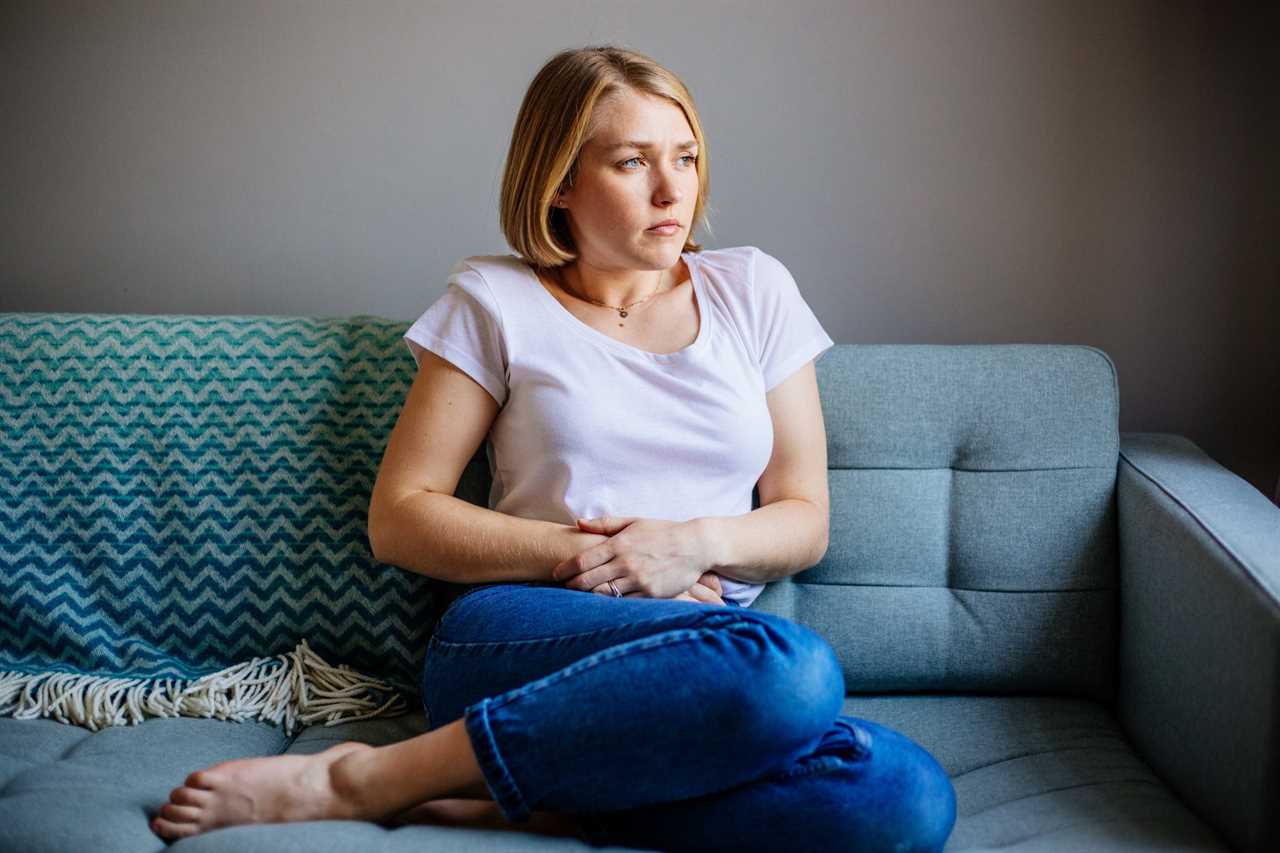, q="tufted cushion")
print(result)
[751,345,1120,703]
